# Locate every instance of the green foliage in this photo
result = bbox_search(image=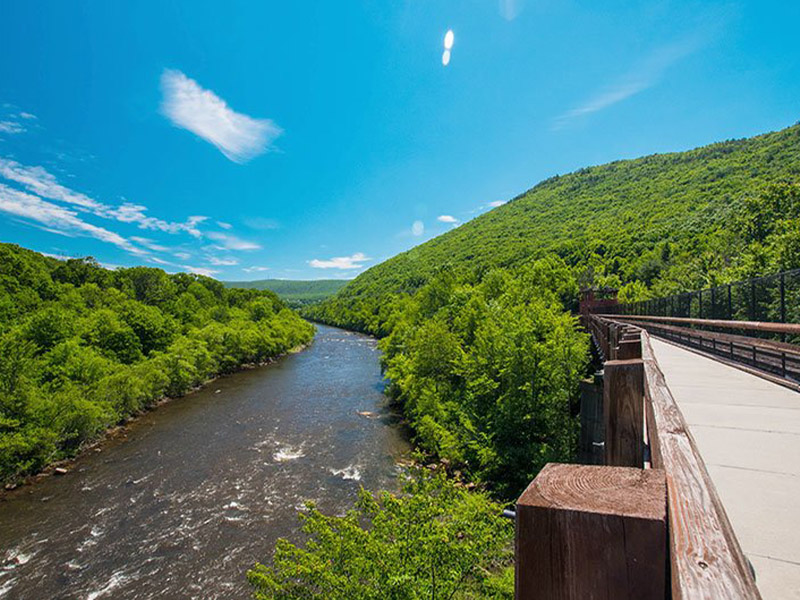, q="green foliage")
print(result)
[247,468,513,600]
[0,244,314,484]
[380,260,588,498]
[225,279,350,307]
